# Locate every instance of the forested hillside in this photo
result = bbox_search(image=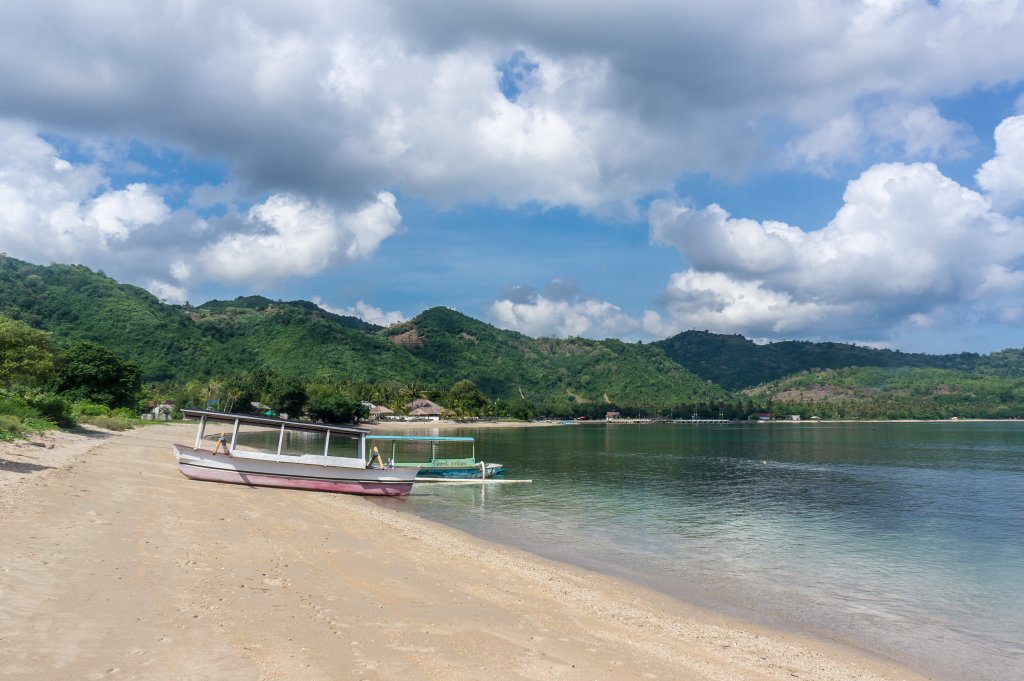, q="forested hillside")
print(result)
[188,299,426,384]
[654,330,1009,390]
[0,255,221,380]
[0,256,724,415]
[383,307,727,413]
[3,254,1023,421]
[746,366,1024,420]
